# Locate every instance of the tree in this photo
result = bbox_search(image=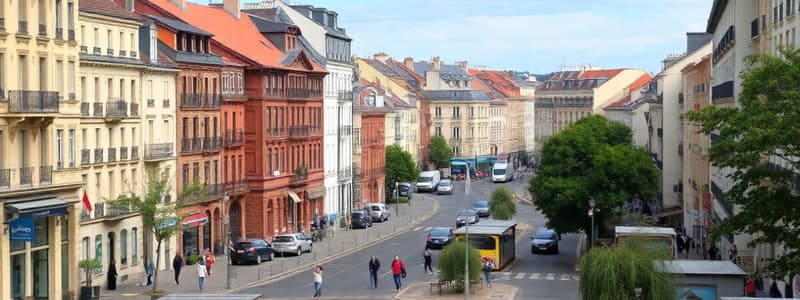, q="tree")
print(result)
[437,240,482,292]
[685,47,800,278]
[110,169,206,295]
[490,187,517,220]
[528,115,659,237]
[579,238,673,300]
[428,135,453,169]
[385,144,420,199]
